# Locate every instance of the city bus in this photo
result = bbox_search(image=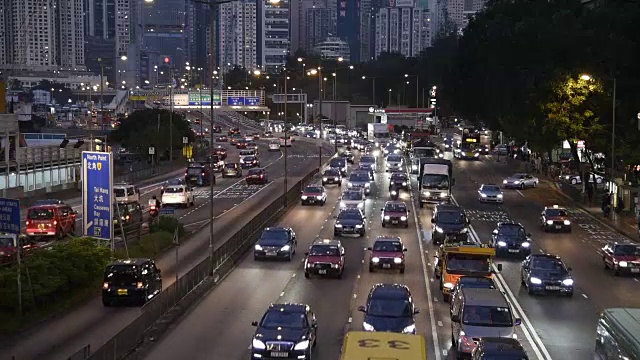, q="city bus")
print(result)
[340,331,427,360]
